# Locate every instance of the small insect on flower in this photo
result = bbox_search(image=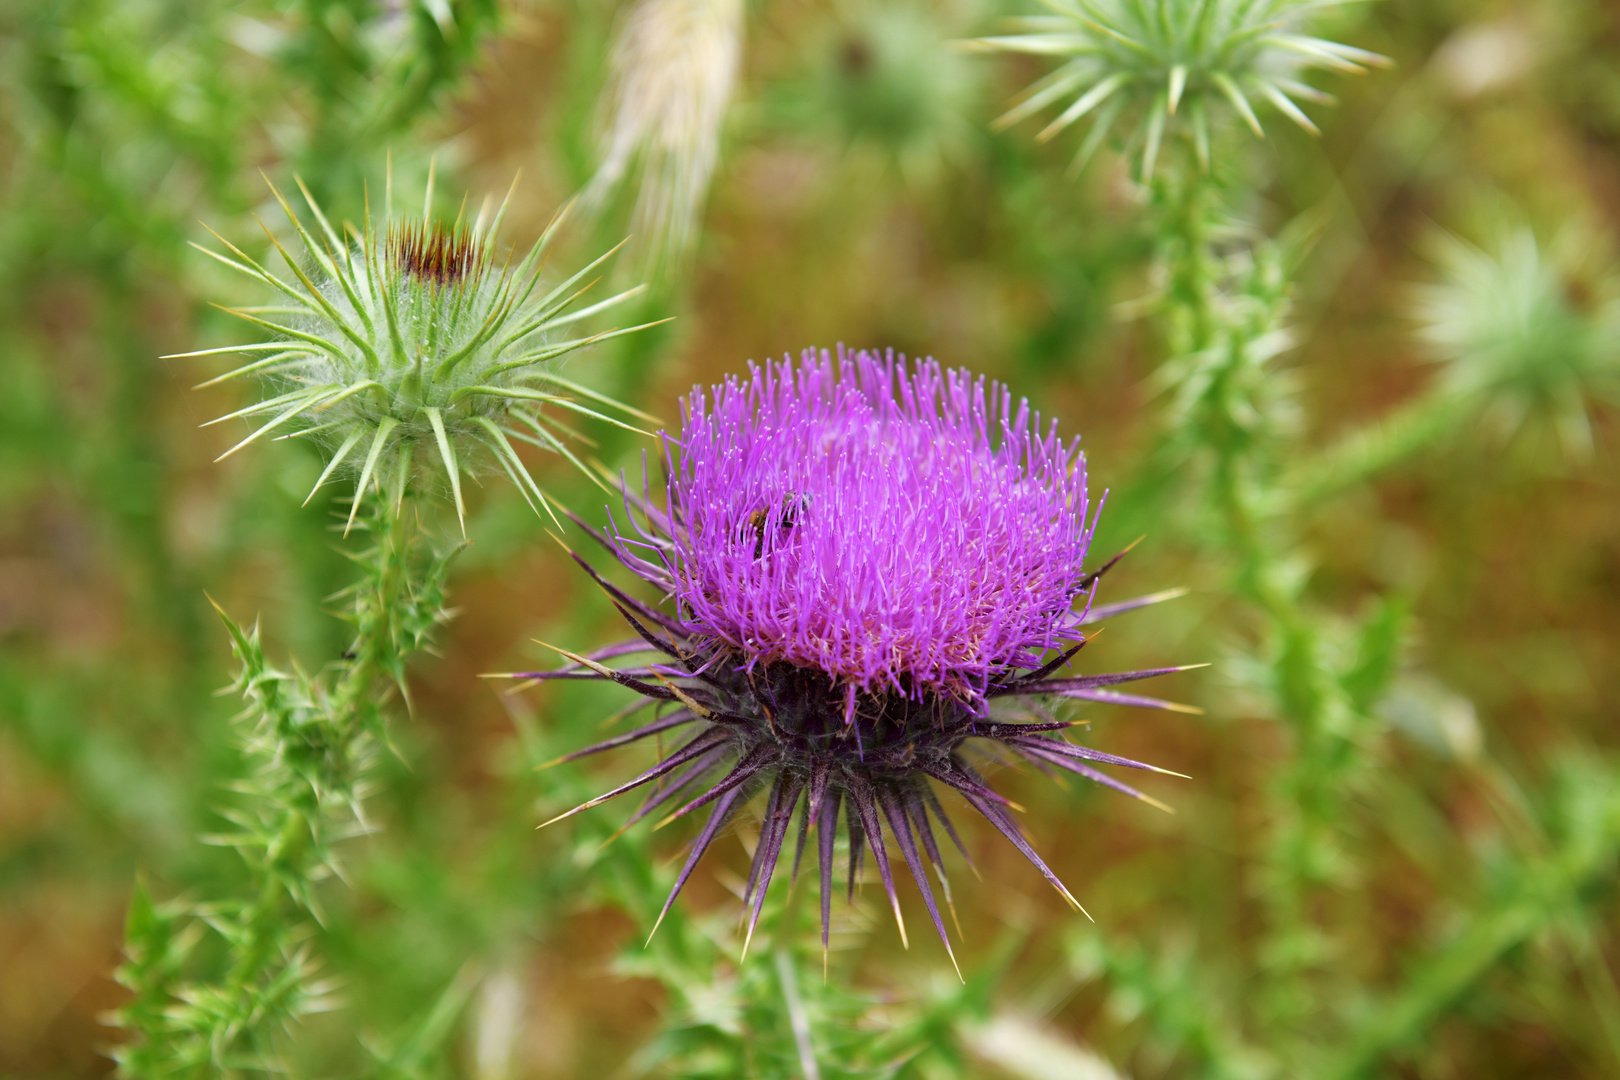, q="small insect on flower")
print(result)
[966,0,1389,178]
[507,347,1199,972]
[177,168,667,532]
[745,492,806,557]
